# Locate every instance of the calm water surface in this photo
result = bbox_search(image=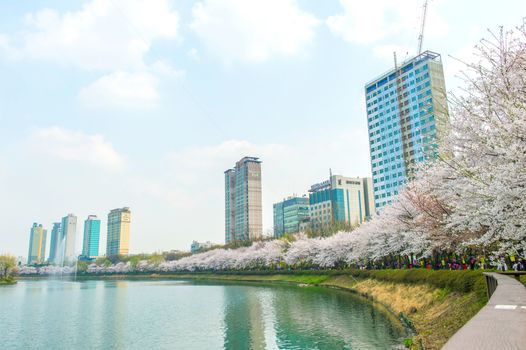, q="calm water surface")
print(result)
[0,280,406,349]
